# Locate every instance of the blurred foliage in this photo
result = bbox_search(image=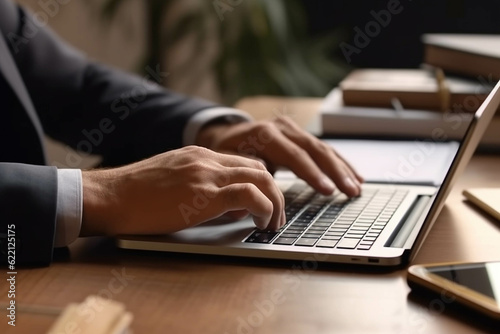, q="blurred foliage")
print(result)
[100,0,348,104]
